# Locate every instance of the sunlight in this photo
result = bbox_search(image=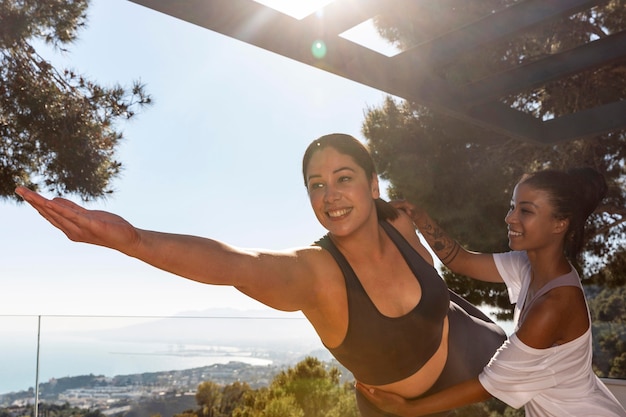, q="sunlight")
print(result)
[253,0,336,19]
[253,0,401,57]
[340,18,402,57]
